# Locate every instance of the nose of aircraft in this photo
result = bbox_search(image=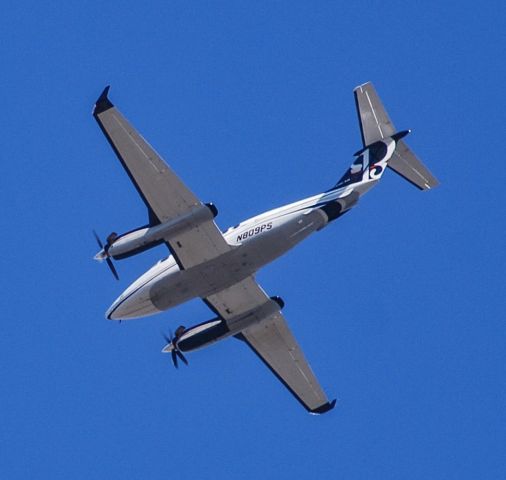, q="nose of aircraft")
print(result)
[106,286,159,320]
